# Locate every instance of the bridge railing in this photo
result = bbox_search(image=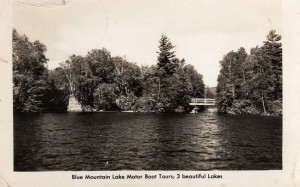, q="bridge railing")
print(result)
[190,98,217,105]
